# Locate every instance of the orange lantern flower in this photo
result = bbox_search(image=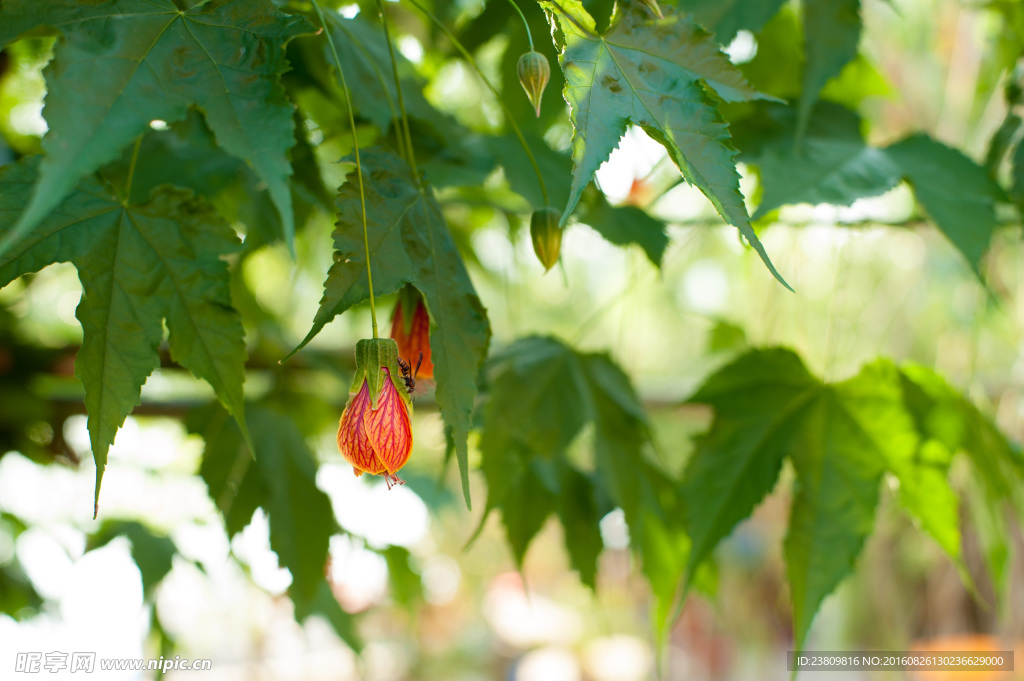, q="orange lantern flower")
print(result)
[337,338,413,487]
[390,285,433,380]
